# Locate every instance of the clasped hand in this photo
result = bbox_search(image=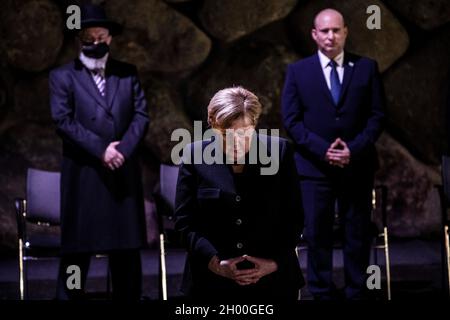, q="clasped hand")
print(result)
[325,138,351,168]
[102,141,125,170]
[208,255,278,286]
